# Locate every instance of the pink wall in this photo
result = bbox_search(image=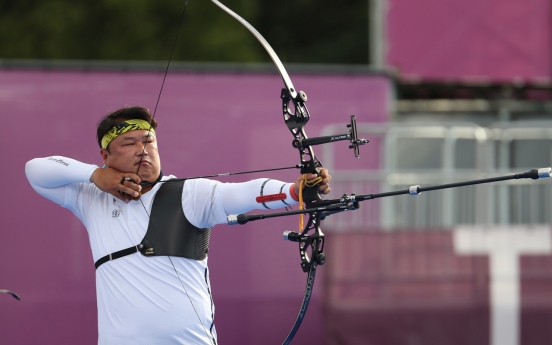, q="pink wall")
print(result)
[387,0,552,82]
[325,230,552,345]
[0,67,390,344]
